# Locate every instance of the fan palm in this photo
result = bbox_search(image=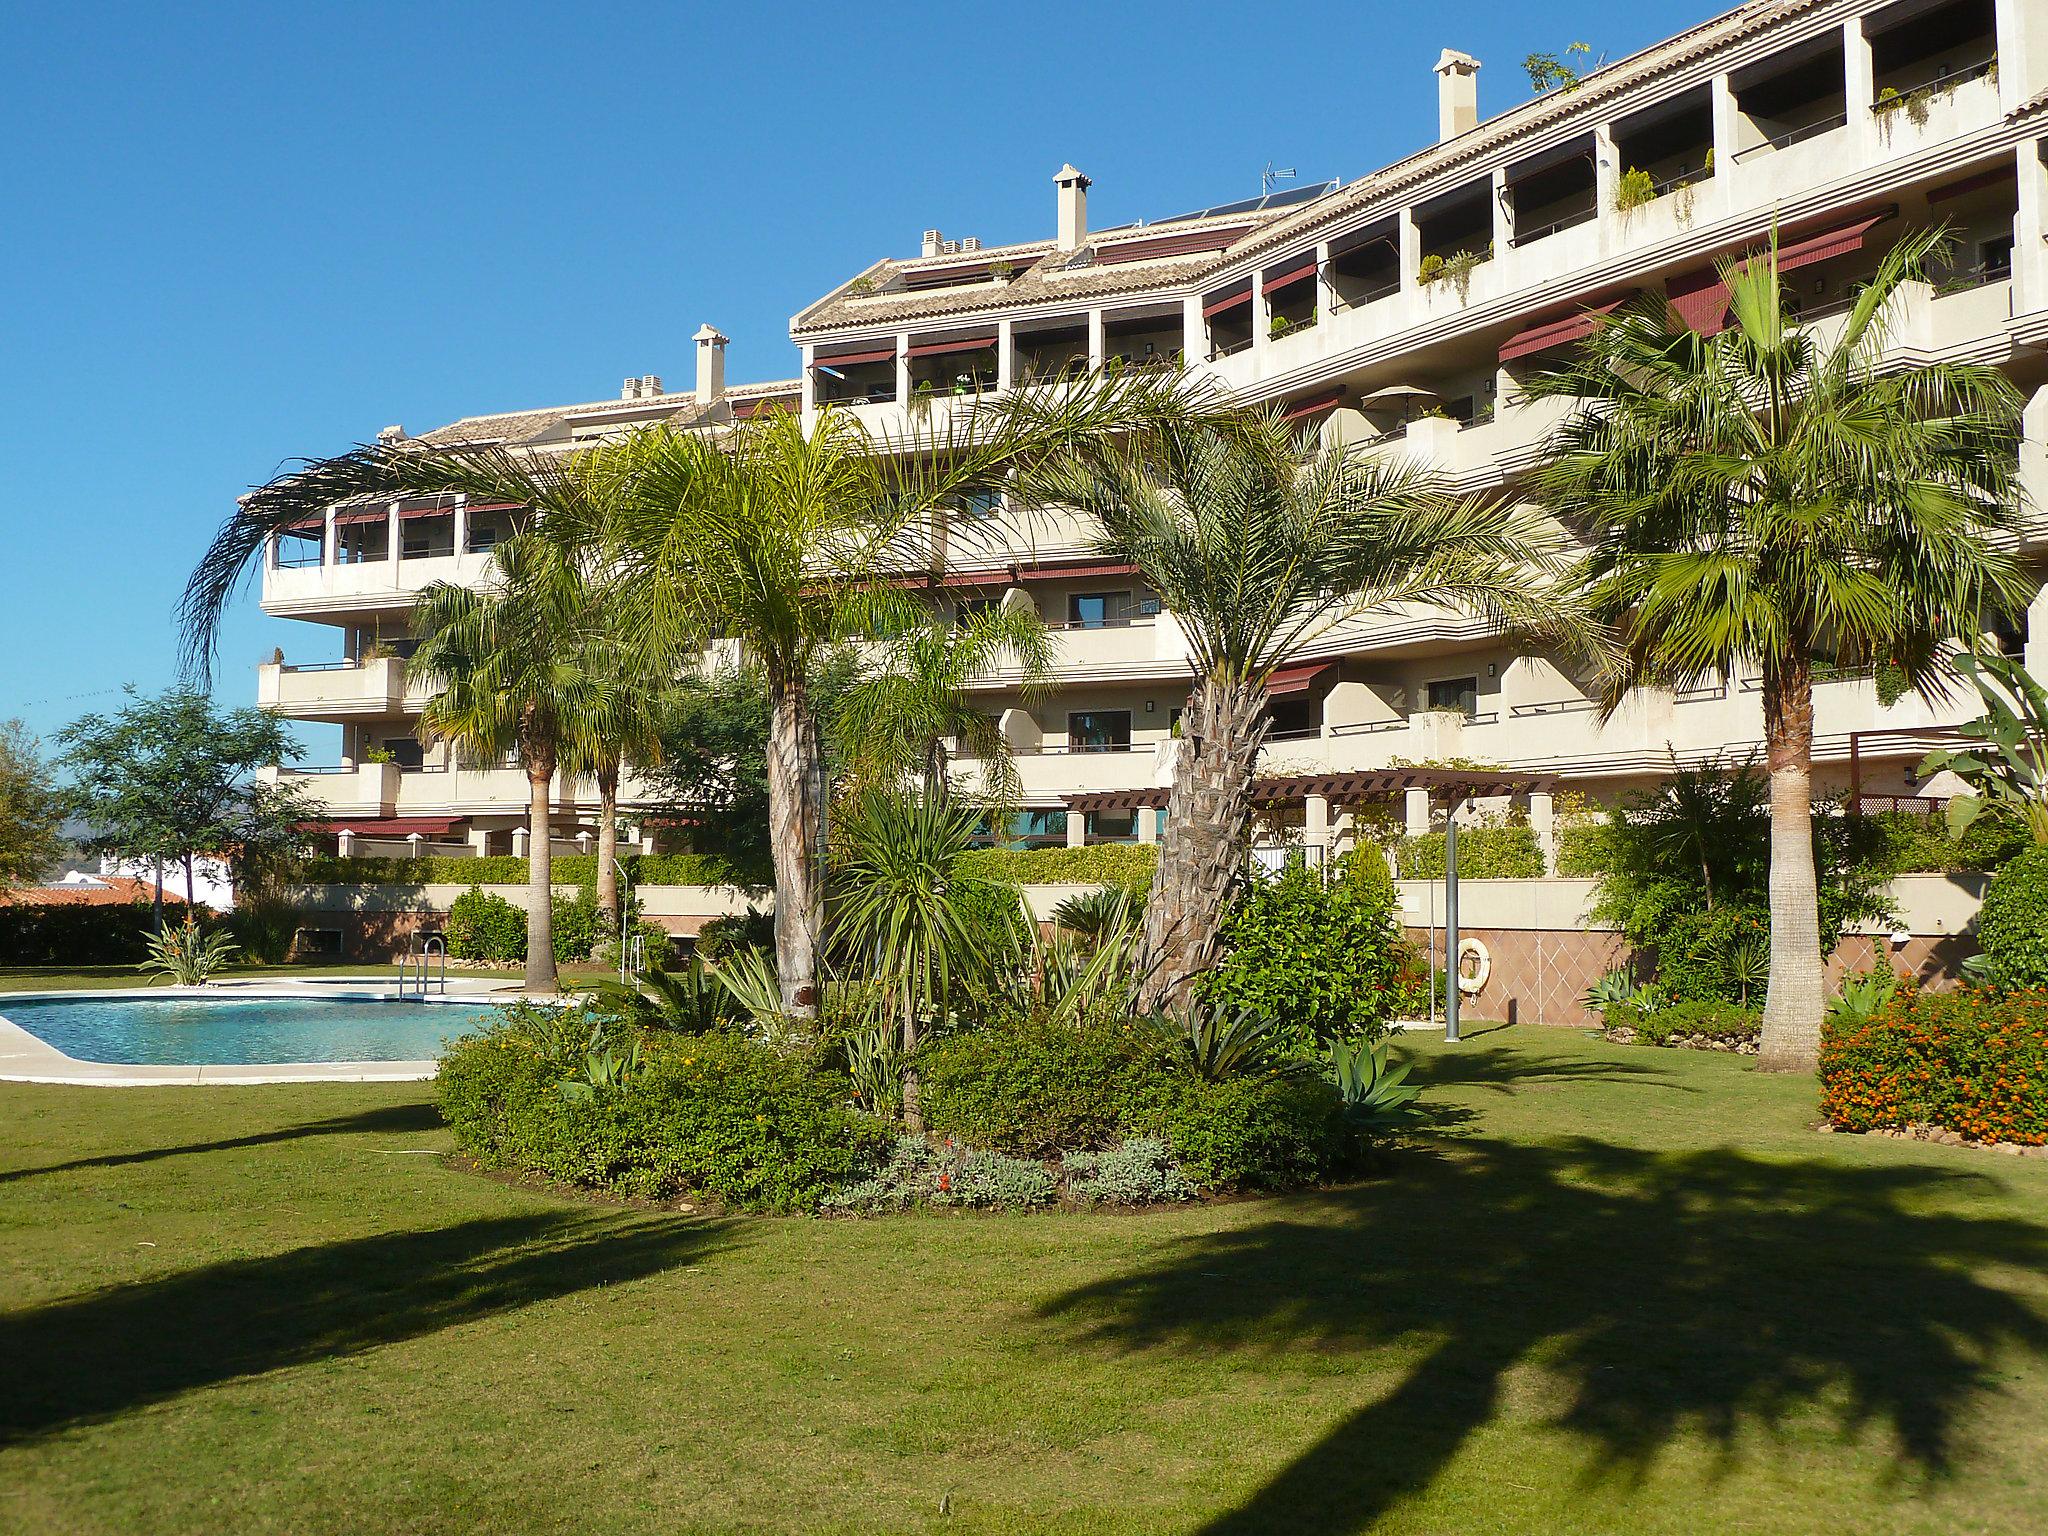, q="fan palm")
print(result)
[1529,225,2029,1071]
[408,532,612,993]
[1014,393,1583,1013]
